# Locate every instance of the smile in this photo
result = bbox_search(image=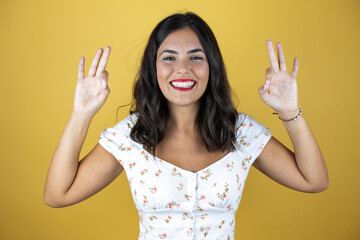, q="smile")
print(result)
[170,79,196,91]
